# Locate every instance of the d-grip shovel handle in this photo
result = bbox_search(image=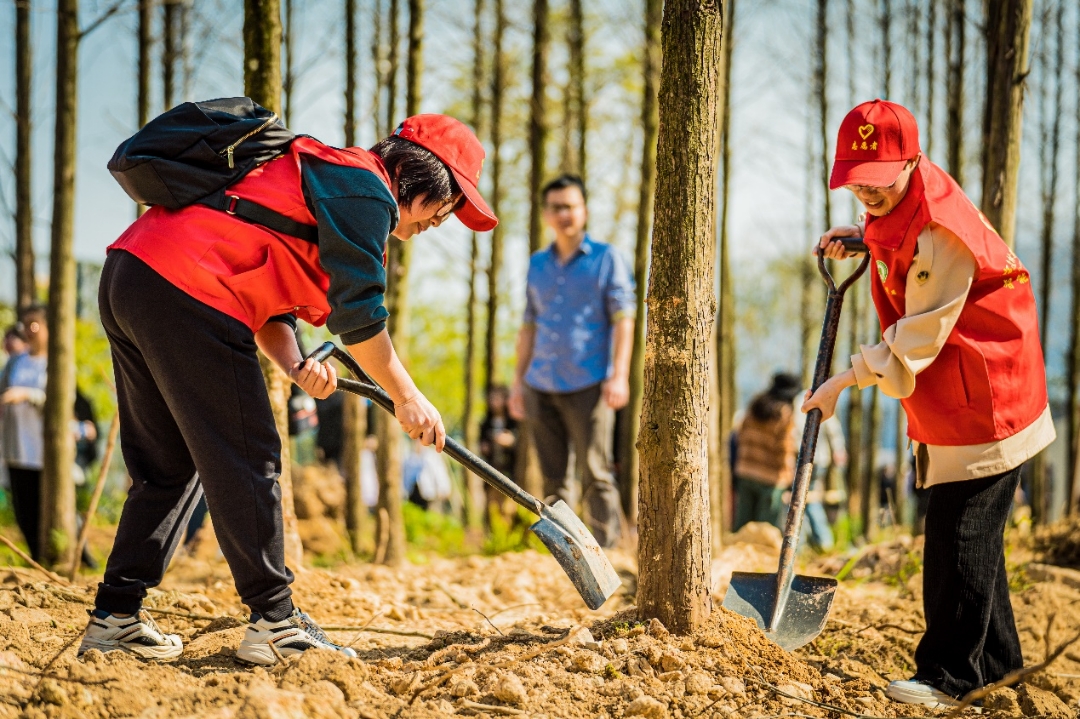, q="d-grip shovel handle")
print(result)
[769,243,870,627]
[307,342,545,516]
